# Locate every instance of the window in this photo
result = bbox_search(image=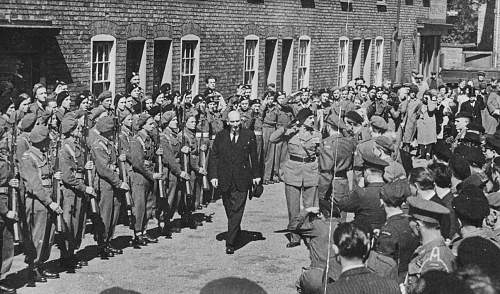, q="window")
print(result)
[91,34,116,97]
[265,39,278,88]
[363,39,372,84]
[301,0,315,8]
[244,35,259,99]
[393,39,403,83]
[377,0,387,12]
[297,37,311,89]
[405,0,413,5]
[180,35,200,95]
[338,37,349,87]
[351,39,362,80]
[153,39,172,95]
[126,39,147,91]
[340,0,353,12]
[374,37,384,85]
[281,39,294,95]
[423,0,430,7]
